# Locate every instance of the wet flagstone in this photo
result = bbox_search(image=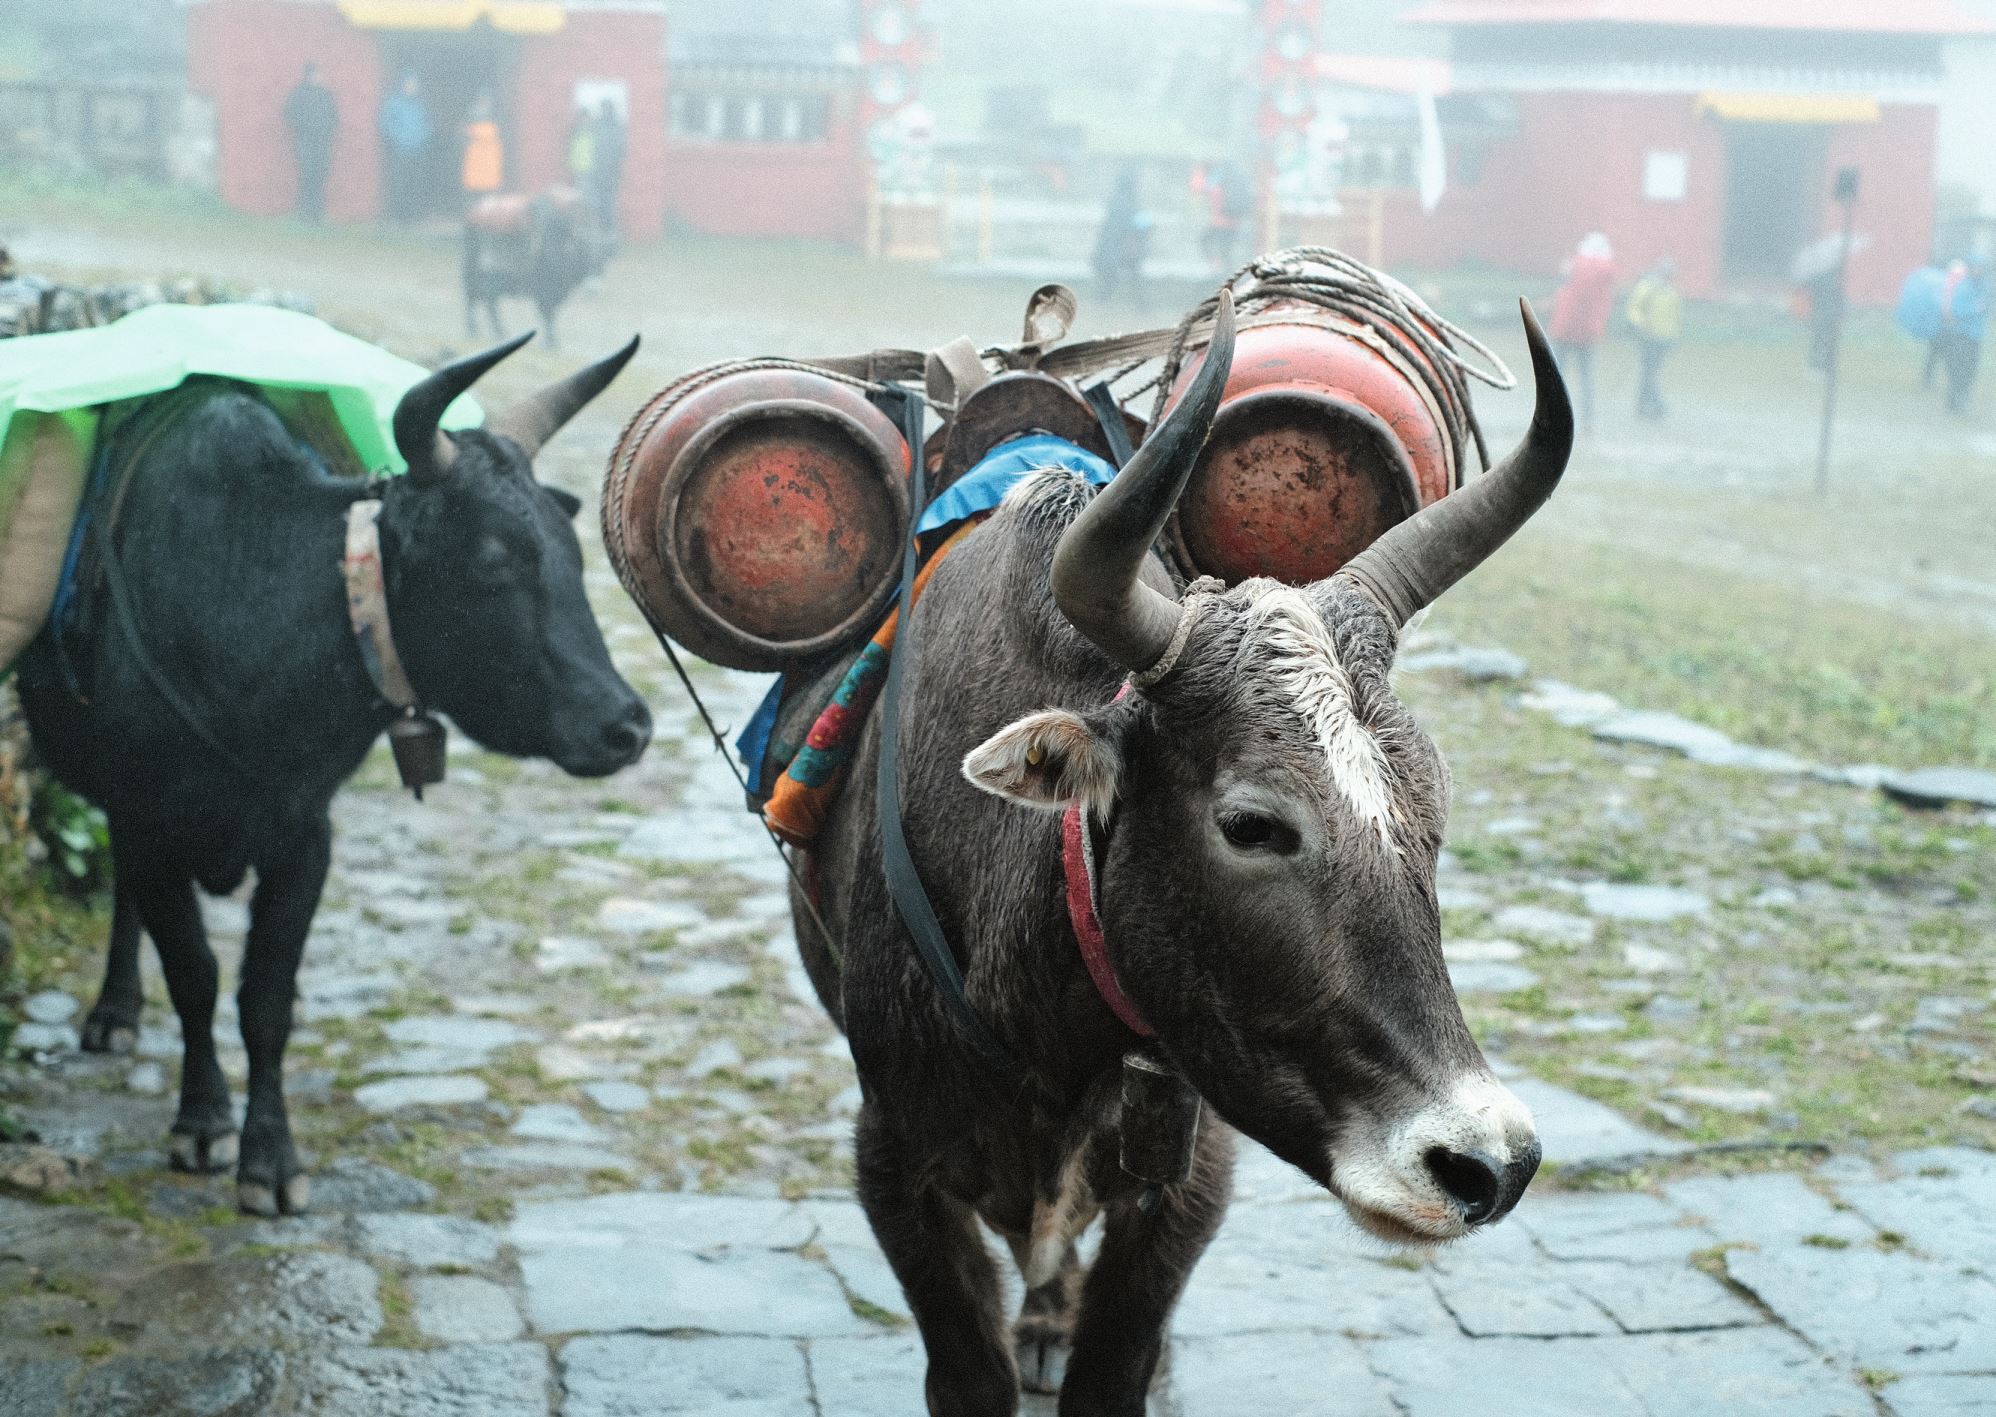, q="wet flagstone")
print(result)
[1724,1245,1996,1378]
[407,1275,524,1344]
[353,1074,488,1113]
[11,1162,1919,1417]
[4,904,1991,1417]
[6,229,1996,1414]
[561,1334,813,1417]
[350,1213,501,1269]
